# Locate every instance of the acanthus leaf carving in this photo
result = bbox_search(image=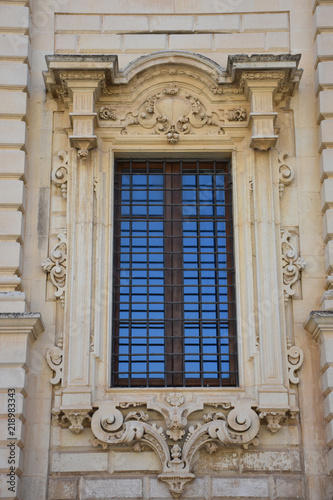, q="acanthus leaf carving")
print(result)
[99,106,117,121]
[259,411,286,434]
[281,227,306,301]
[278,152,295,197]
[42,231,67,307]
[287,340,304,384]
[91,400,260,498]
[226,107,247,122]
[61,411,92,434]
[121,88,225,143]
[52,151,68,198]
